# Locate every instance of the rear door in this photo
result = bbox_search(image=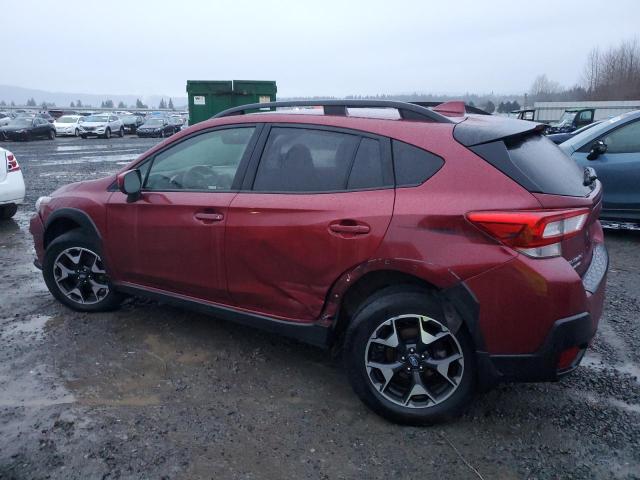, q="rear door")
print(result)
[225,125,395,322]
[572,119,640,215]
